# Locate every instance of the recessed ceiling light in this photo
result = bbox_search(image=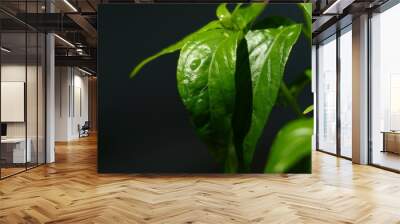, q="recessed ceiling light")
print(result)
[322,0,354,15]
[1,47,11,53]
[63,0,78,12]
[78,67,93,76]
[54,34,75,48]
